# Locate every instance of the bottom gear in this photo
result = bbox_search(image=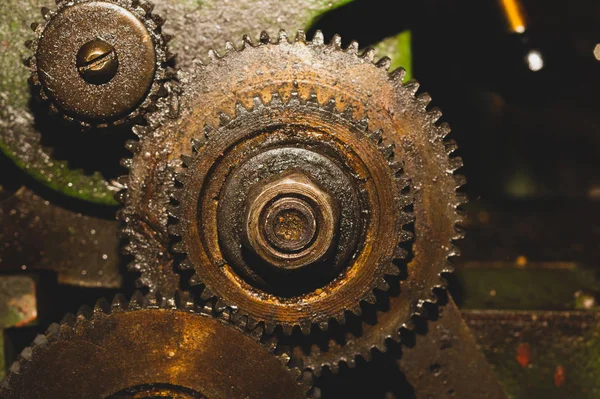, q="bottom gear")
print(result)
[0,294,308,399]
